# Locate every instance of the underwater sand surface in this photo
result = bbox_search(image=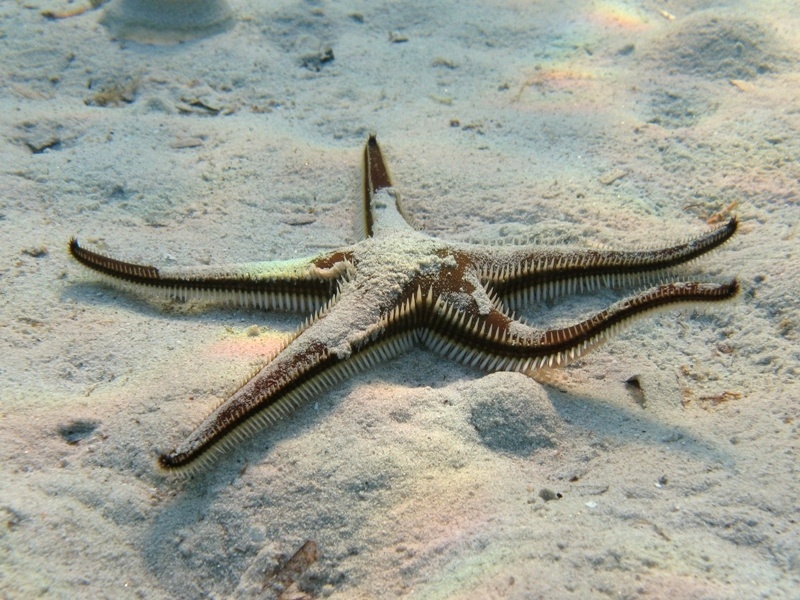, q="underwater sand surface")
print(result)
[1,0,799,597]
